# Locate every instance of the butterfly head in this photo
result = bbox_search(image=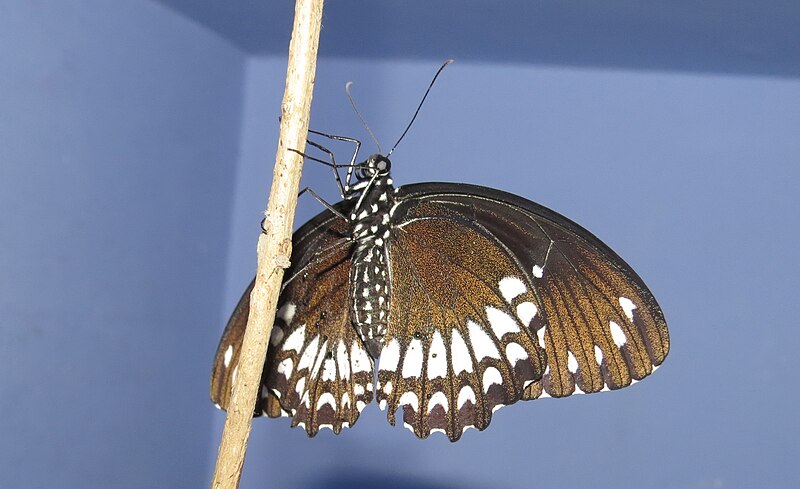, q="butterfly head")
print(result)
[354,154,392,182]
